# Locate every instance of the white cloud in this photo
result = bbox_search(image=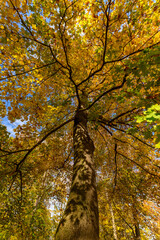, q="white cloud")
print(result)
[5,125,15,137]
[14,119,25,126]
[1,117,26,137]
